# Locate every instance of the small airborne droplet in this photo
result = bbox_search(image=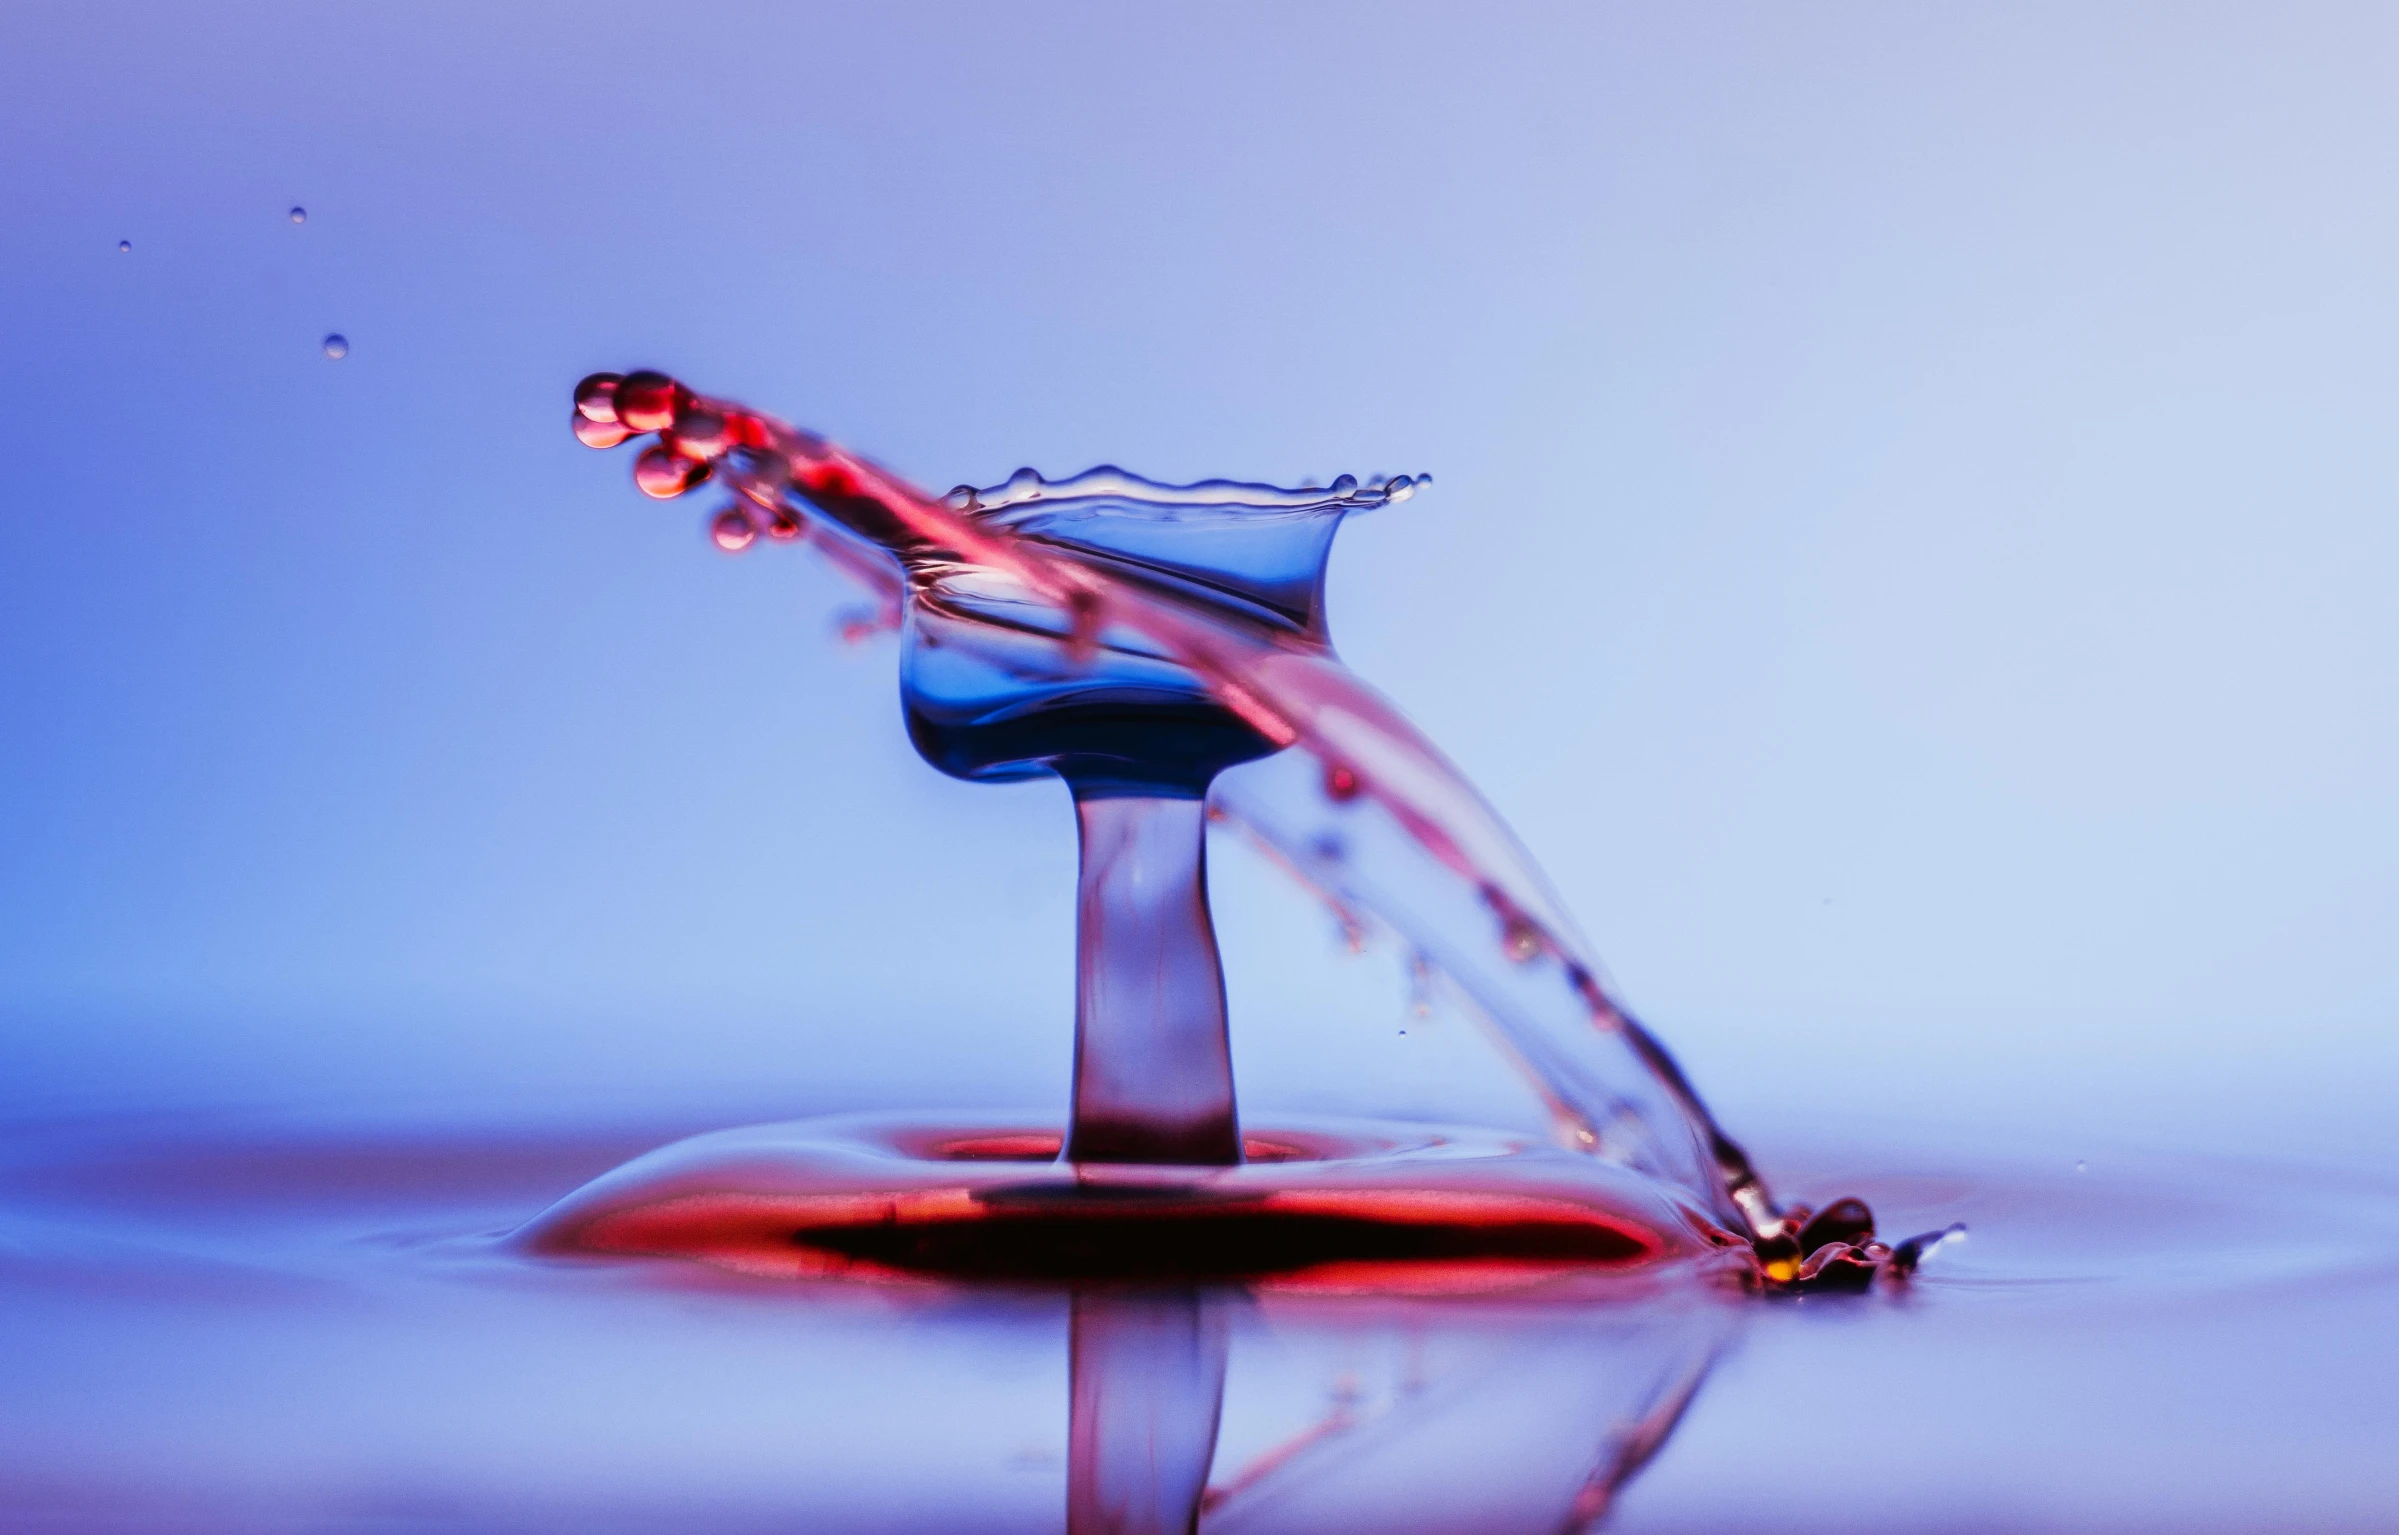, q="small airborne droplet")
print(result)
[1501,919,1542,963]
[666,407,728,461]
[1324,763,1362,802]
[573,413,633,450]
[614,371,683,433]
[116,239,131,254]
[711,507,758,552]
[634,444,710,499]
[289,206,307,224]
[573,373,622,424]
[321,334,349,360]
[764,510,805,541]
